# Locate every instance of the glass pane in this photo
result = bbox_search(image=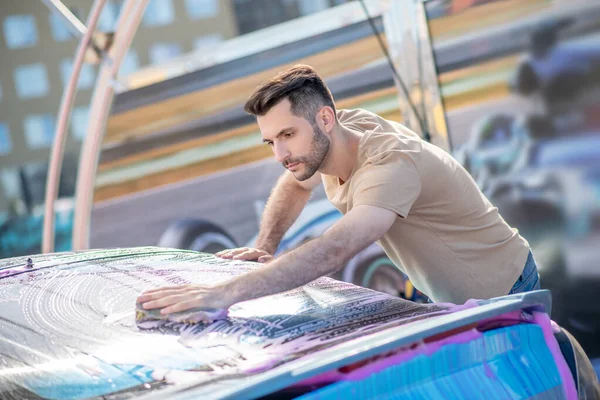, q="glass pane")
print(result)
[143,0,175,27]
[0,168,20,200]
[193,34,223,50]
[185,0,219,20]
[99,1,118,32]
[60,59,96,90]
[3,15,38,49]
[13,63,49,99]
[119,50,140,76]
[298,0,329,16]
[0,123,11,155]
[148,42,182,64]
[24,114,56,149]
[49,11,74,41]
[71,107,89,140]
